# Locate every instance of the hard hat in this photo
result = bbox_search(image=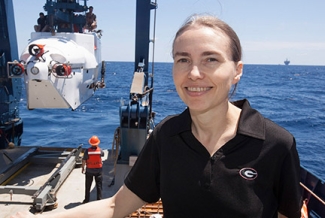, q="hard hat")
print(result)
[89,135,100,146]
